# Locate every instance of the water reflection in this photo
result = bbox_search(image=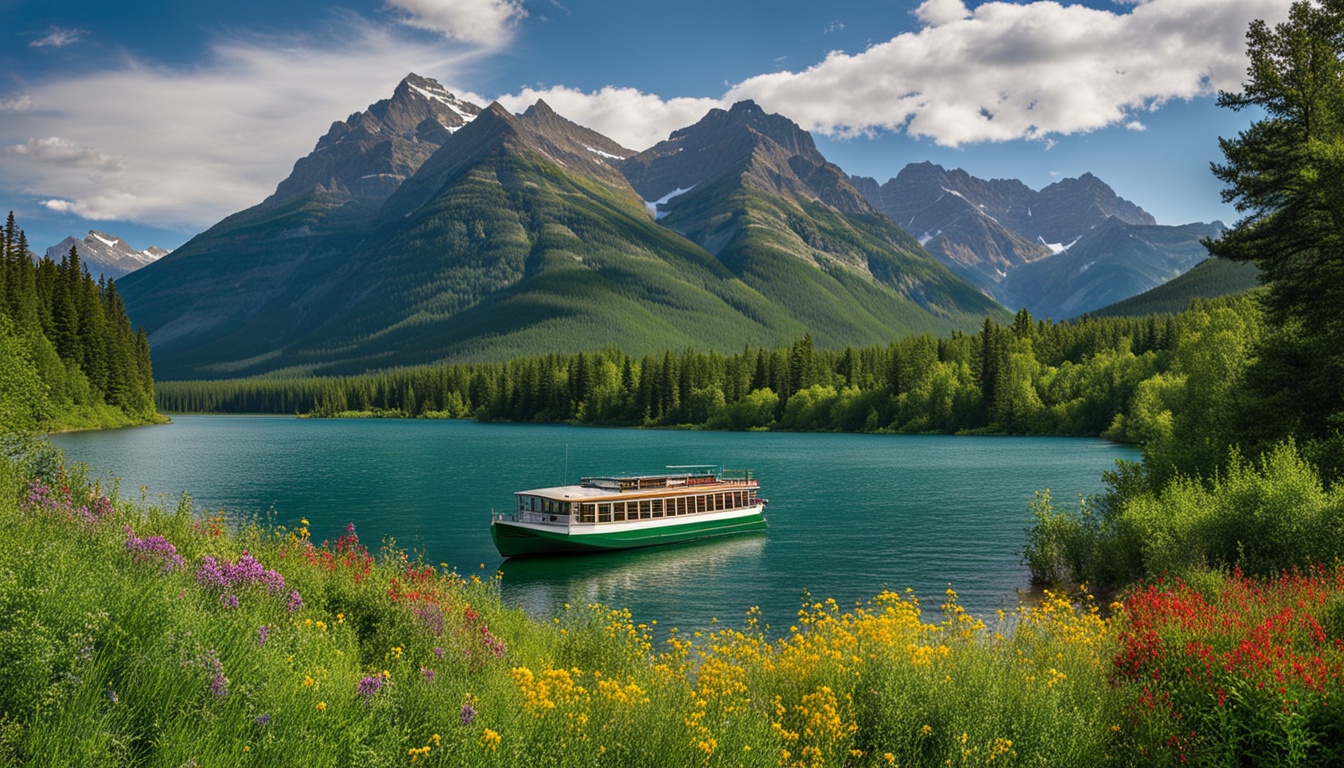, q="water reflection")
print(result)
[499,533,767,622]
